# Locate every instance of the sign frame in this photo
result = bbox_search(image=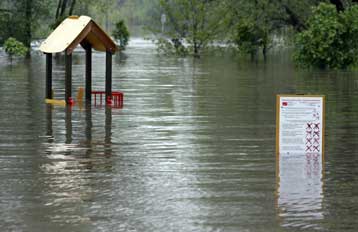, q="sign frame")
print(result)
[276,94,325,161]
